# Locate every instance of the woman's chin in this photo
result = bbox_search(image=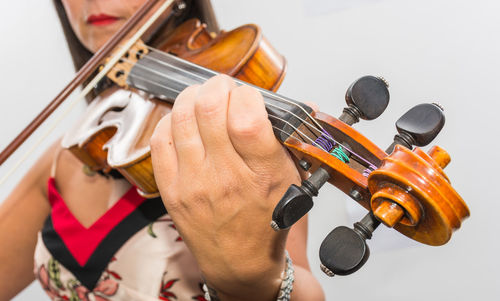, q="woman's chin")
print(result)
[83,23,125,53]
